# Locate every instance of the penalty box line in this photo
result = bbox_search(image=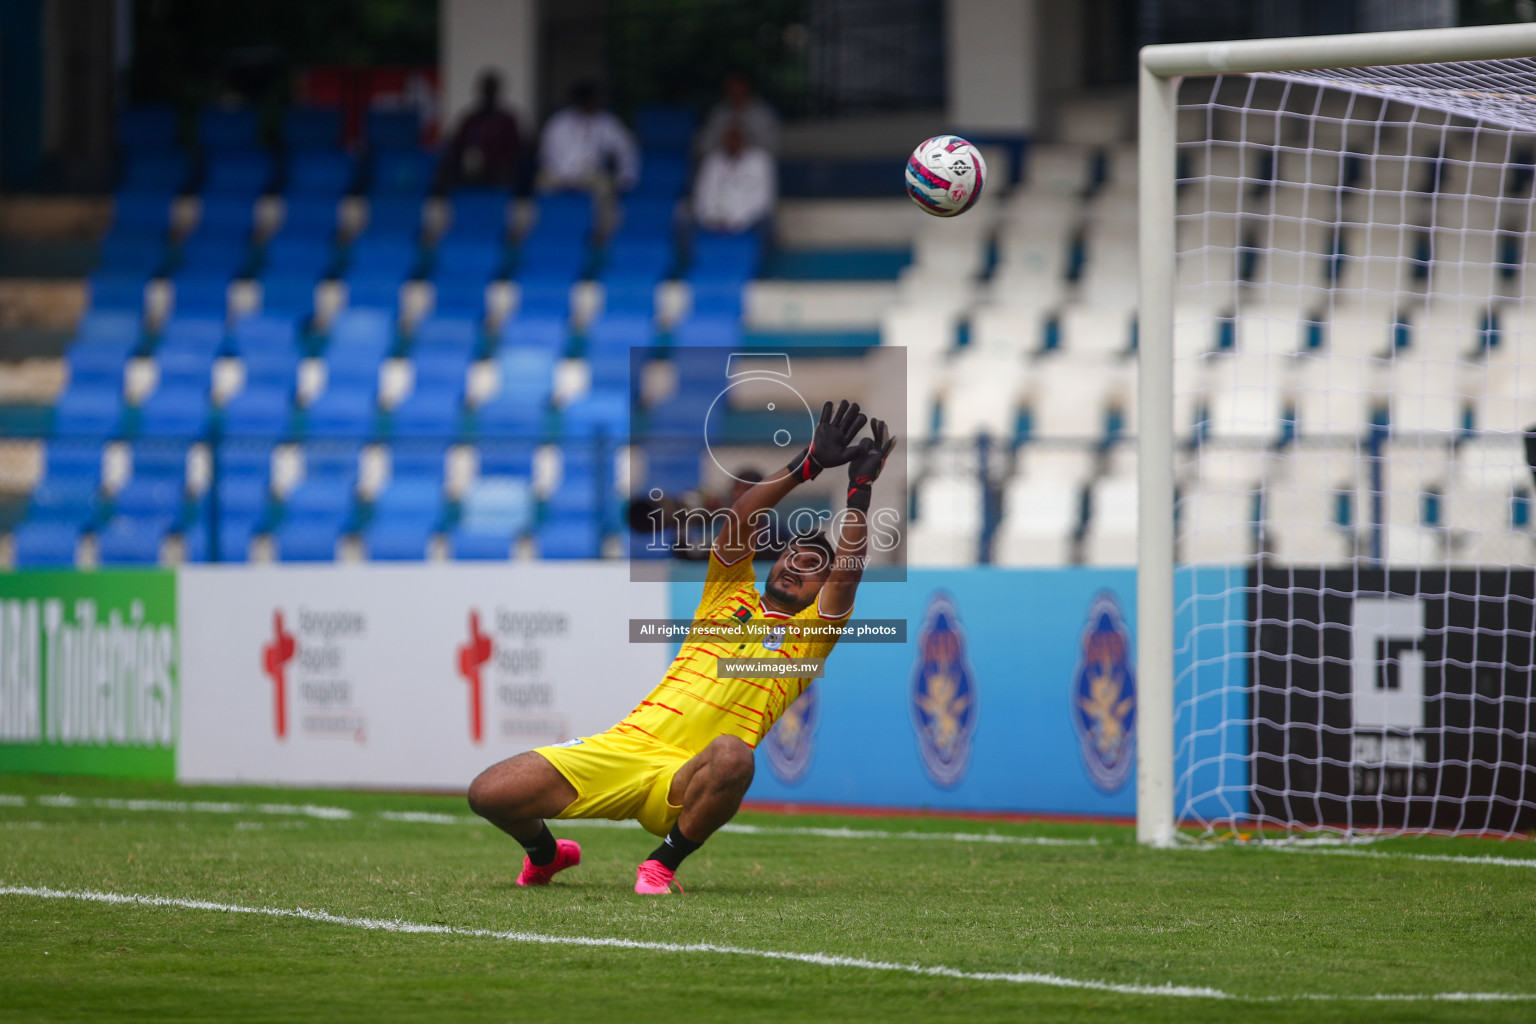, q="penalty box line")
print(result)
[2,884,1533,1004]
